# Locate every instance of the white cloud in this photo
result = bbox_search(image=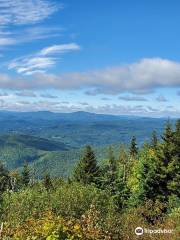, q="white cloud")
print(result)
[40,43,80,55]
[0,1,62,47]
[0,37,17,46]
[0,26,63,47]
[8,43,80,74]
[2,58,180,94]
[9,57,56,74]
[0,0,60,26]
